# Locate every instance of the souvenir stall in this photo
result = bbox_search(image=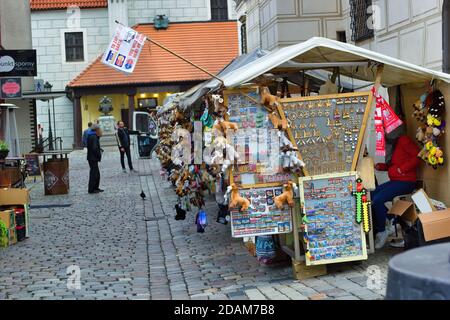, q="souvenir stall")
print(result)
[155,37,450,279]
